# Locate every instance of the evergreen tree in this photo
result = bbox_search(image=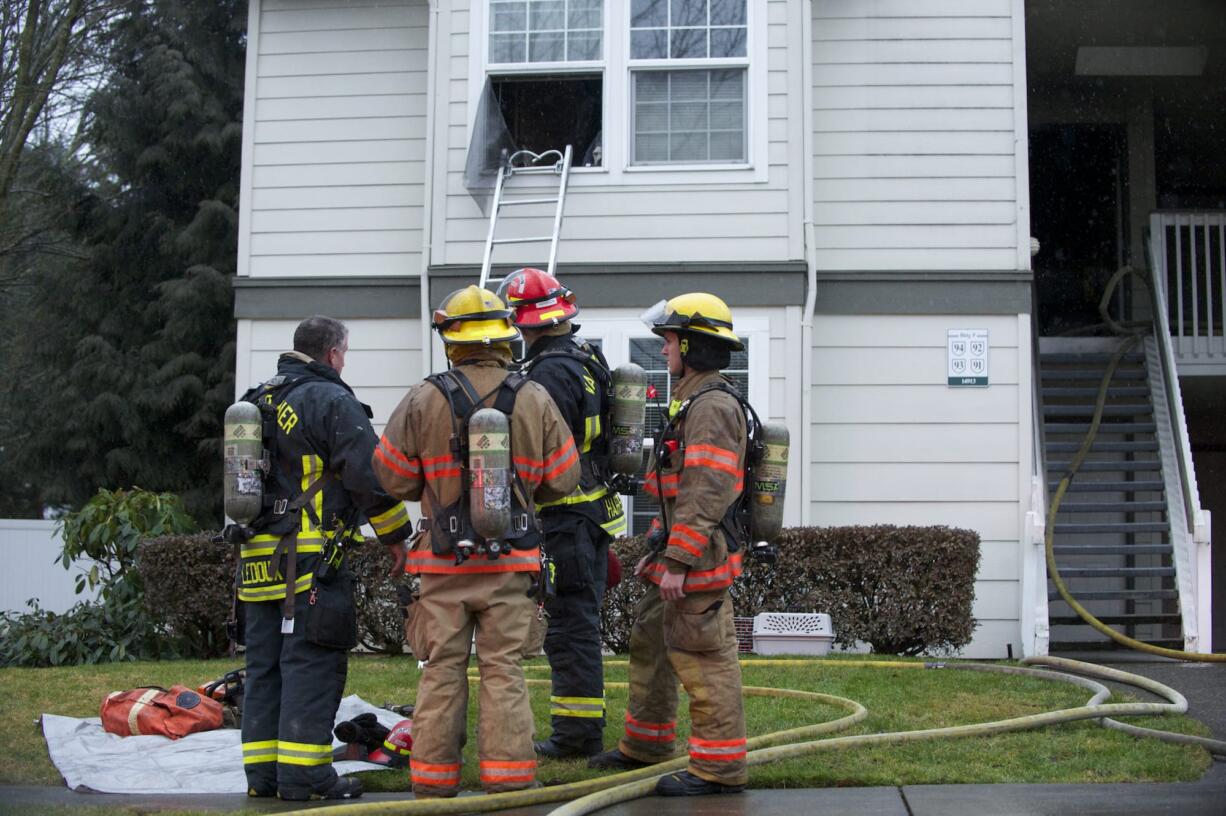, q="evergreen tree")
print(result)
[5,0,245,522]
